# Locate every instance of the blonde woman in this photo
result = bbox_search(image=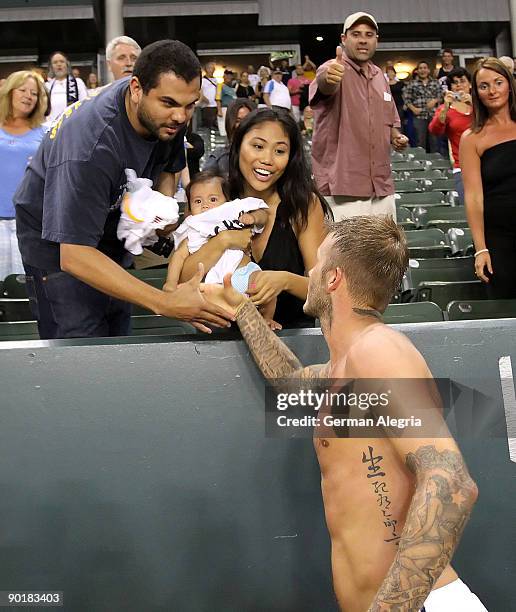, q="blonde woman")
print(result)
[0,70,47,279]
